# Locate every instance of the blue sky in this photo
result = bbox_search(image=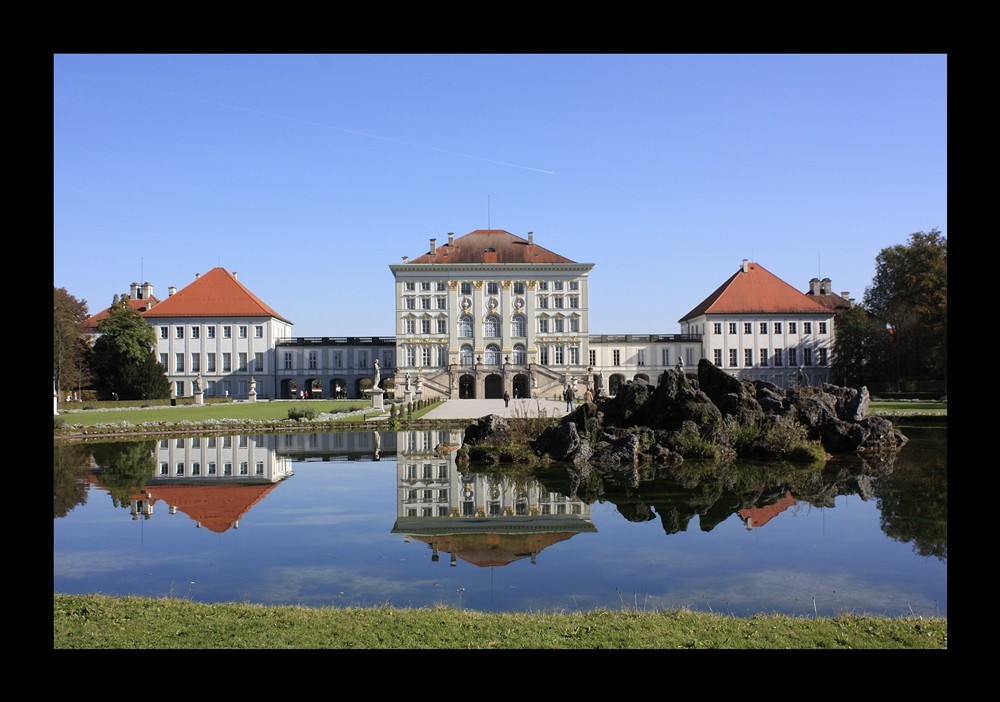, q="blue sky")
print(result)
[54,54,947,337]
